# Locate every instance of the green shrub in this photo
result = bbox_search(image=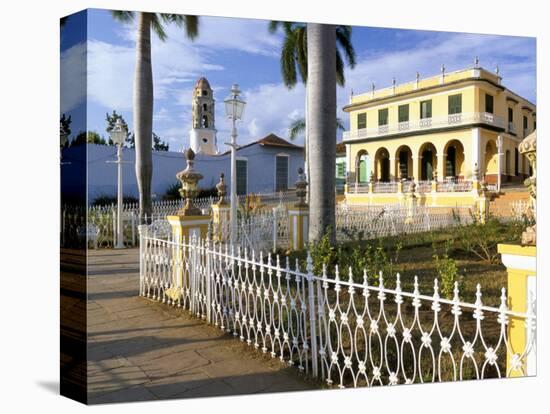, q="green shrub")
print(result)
[454,216,524,264]
[432,240,462,300]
